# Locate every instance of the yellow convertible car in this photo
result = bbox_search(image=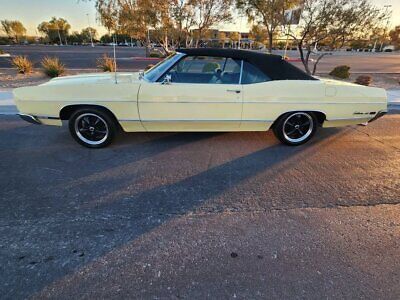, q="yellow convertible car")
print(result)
[14,48,387,148]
